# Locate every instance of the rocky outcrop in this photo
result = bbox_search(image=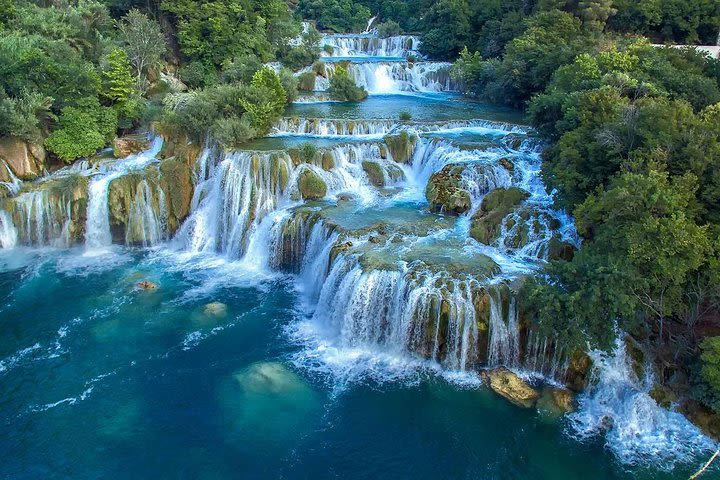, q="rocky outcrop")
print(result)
[470,187,529,244]
[297,169,327,200]
[425,164,472,215]
[0,136,45,180]
[565,350,592,392]
[384,131,417,164]
[362,160,404,187]
[113,135,150,158]
[487,367,540,408]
